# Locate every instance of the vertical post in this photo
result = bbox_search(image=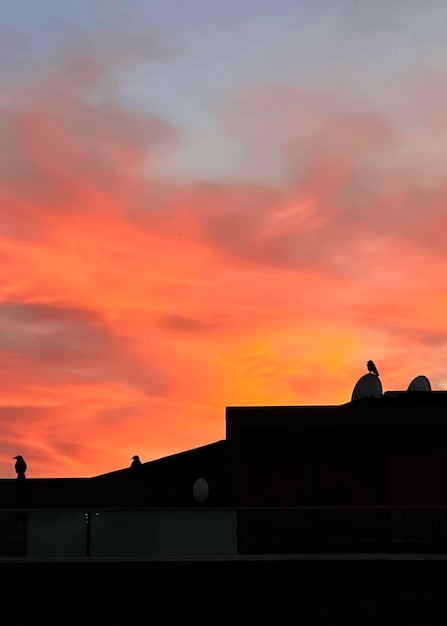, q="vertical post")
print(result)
[85,511,91,557]
[442,447,447,542]
[309,454,320,552]
[375,450,390,548]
